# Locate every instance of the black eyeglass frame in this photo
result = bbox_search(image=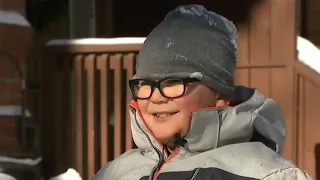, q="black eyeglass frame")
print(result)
[129,78,199,100]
